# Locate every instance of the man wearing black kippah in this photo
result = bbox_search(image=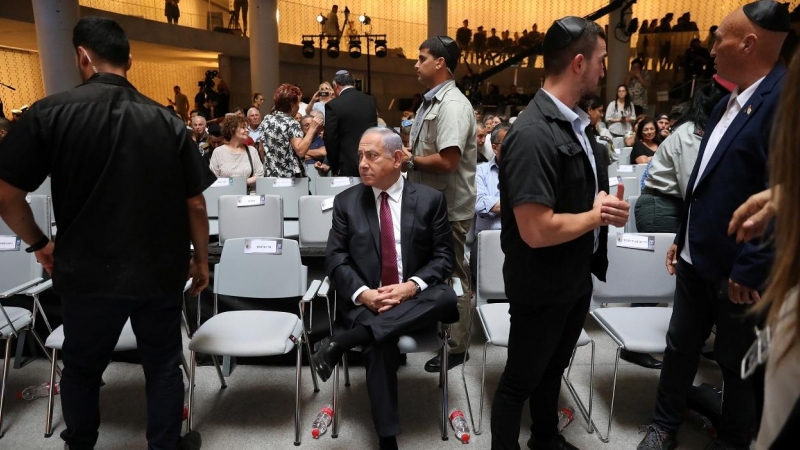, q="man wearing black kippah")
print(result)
[638,2,790,449]
[491,17,629,450]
